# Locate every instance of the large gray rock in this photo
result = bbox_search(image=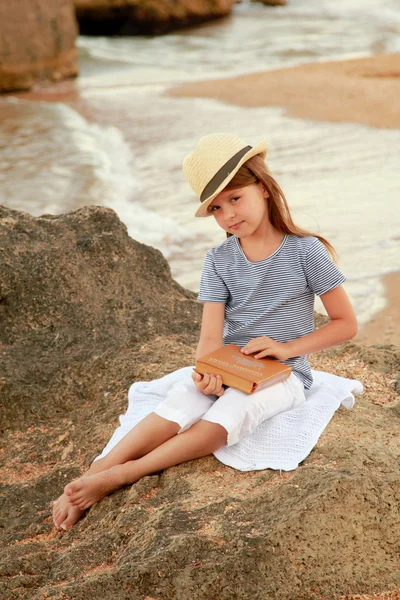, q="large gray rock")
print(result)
[0,205,200,428]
